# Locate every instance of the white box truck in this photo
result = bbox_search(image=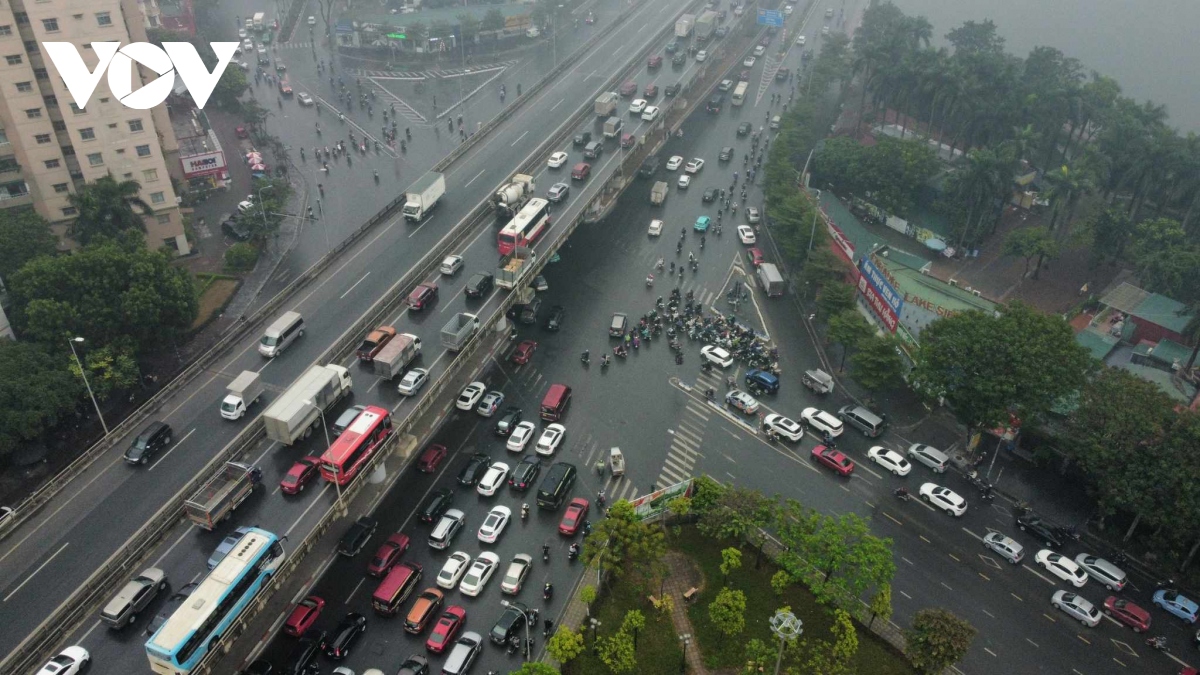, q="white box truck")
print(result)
[262,364,352,445]
[594,92,619,118]
[675,13,695,38]
[757,262,785,297]
[252,12,266,29]
[220,370,264,420]
[402,171,446,222]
